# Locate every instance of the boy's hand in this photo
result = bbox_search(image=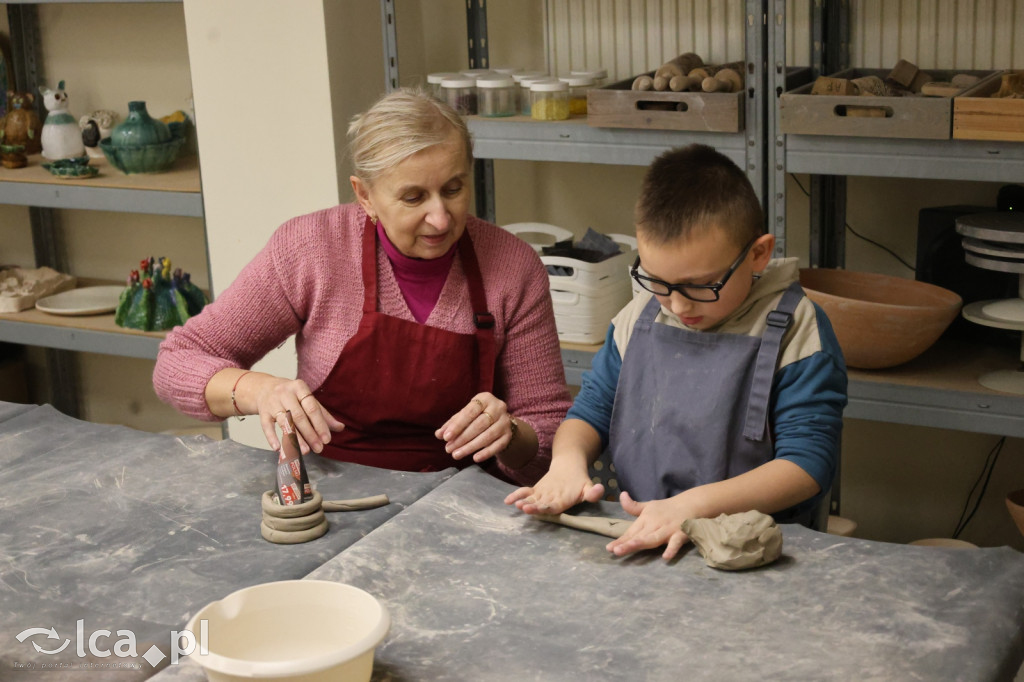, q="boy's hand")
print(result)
[504,466,604,515]
[605,491,691,560]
